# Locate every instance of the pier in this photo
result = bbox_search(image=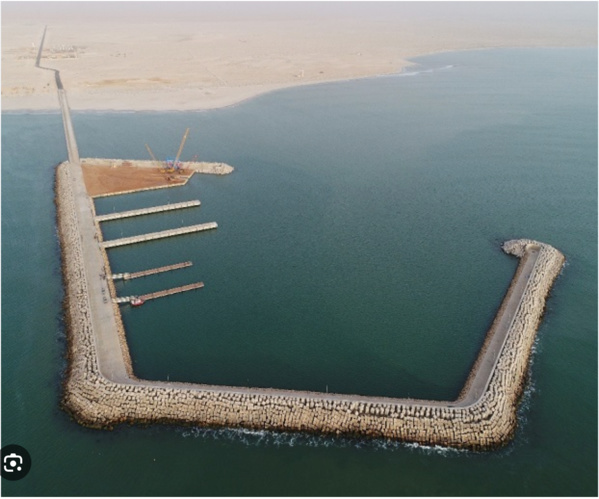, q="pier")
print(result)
[96,200,200,222]
[113,282,204,304]
[111,261,193,280]
[141,281,204,301]
[102,222,218,249]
